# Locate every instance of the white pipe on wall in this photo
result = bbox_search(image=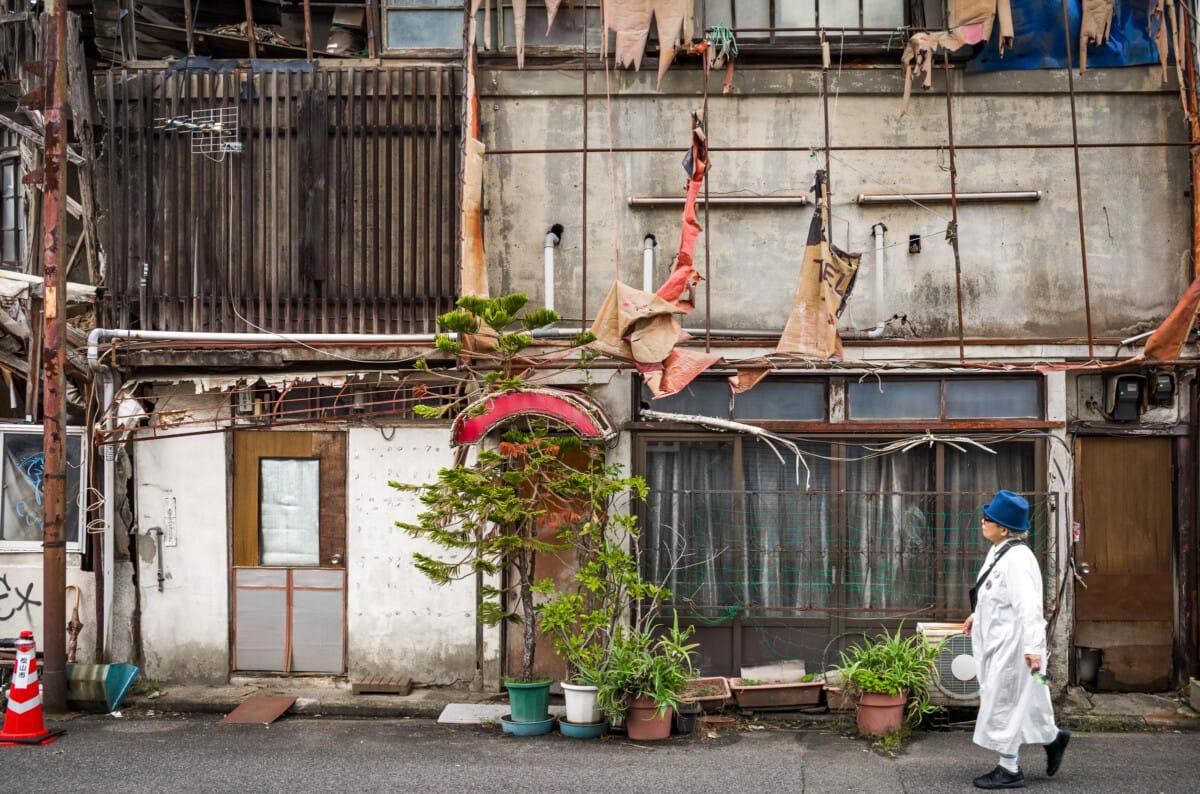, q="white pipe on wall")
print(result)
[643,235,656,293]
[100,369,115,659]
[872,222,887,323]
[544,225,562,313]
